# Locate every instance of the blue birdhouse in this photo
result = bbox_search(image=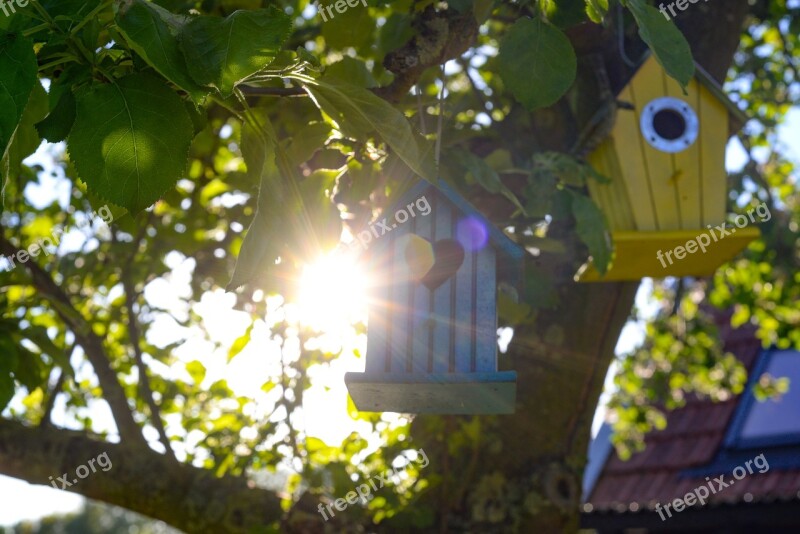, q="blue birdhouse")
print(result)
[345,181,524,414]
